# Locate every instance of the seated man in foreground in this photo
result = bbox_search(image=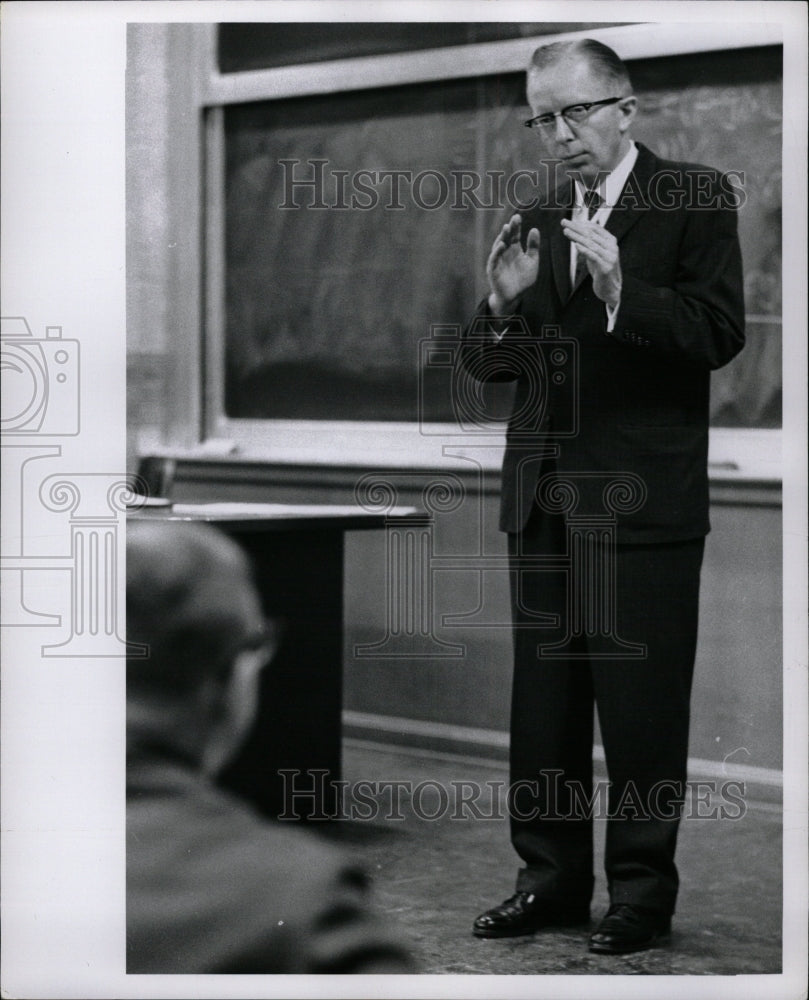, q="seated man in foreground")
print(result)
[126,519,413,973]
